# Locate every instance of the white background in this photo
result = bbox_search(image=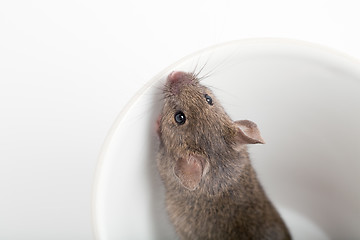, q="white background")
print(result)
[1,1,359,239]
